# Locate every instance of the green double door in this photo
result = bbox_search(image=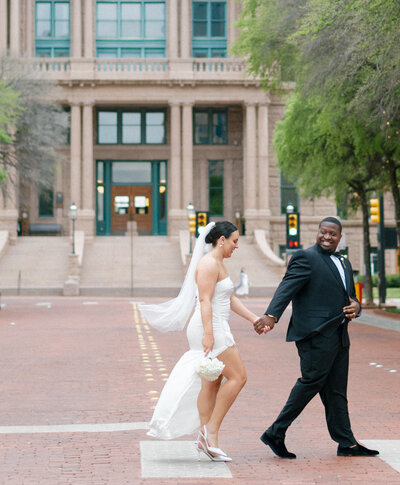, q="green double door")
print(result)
[96,160,167,236]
